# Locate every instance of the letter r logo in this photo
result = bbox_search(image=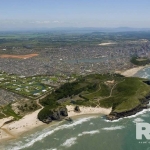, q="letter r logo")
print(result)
[136,123,150,140]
